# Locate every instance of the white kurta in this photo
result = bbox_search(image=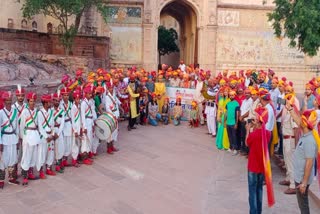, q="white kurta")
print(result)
[20,108,41,171]
[71,103,81,159]
[52,107,65,160]
[60,100,72,156]
[12,102,27,163]
[0,107,19,169]
[81,98,97,153]
[38,108,54,169]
